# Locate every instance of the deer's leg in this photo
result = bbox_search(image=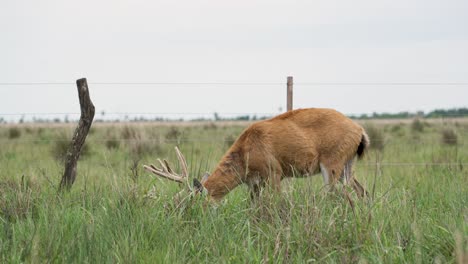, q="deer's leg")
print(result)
[250,183,260,200]
[350,177,368,198]
[320,162,344,193]
[263,161,283,193]
[341,158,368,198]
[267,171,282,193]
[248,177,265,200]
[320,163,331,185]
[340,159,353,185]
